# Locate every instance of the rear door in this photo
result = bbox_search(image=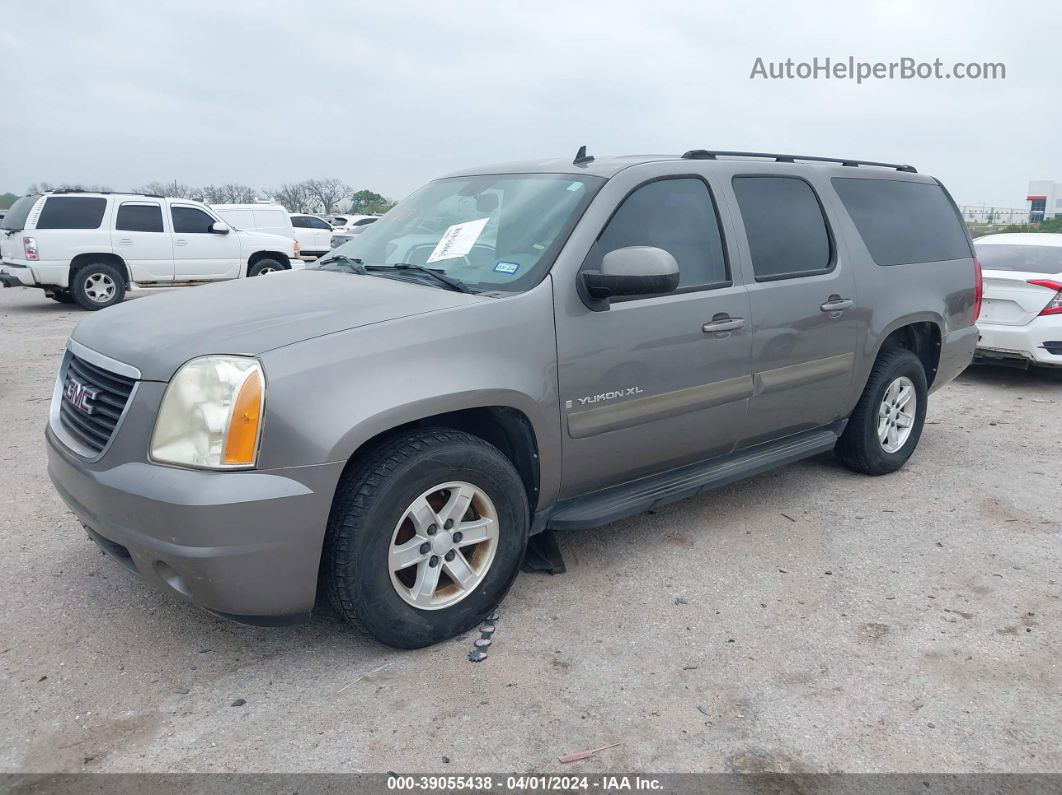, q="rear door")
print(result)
[170,202,241,280]
[975,243,1062,325]
[112,200,173,281]
[727,175,859,446]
